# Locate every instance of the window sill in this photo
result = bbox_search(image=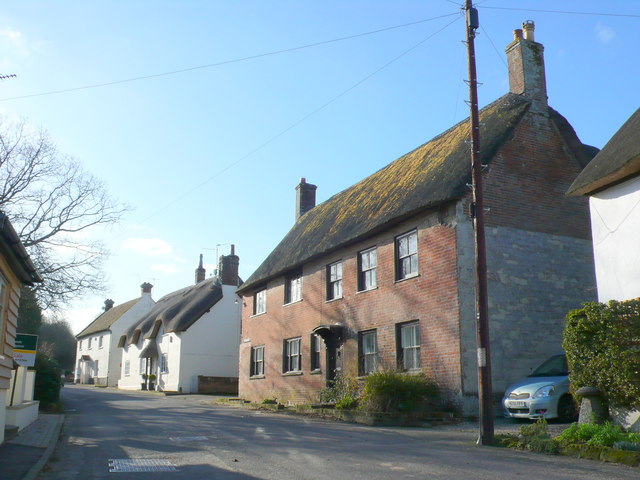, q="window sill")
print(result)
[325,297,343,304]
[394,273,420,284]
[283,299,303,307]
[282,371,303,377]
[310,369,322,375]
[356,286,378,294]
[250,312,267,318]
[250,375,265,380]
